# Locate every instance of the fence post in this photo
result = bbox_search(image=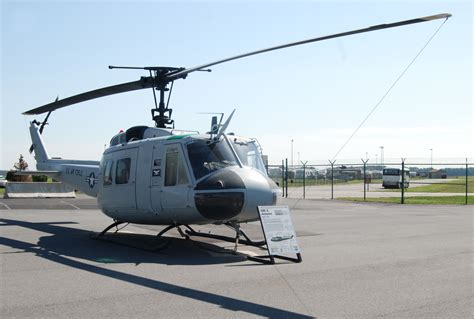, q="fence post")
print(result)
[281,160,285,197]
[362,158,368,201]
[465,158,468,205]
[401,158,406,204]
[301,161,308,199]
[329,160,336,200]
[285,158,288,198]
